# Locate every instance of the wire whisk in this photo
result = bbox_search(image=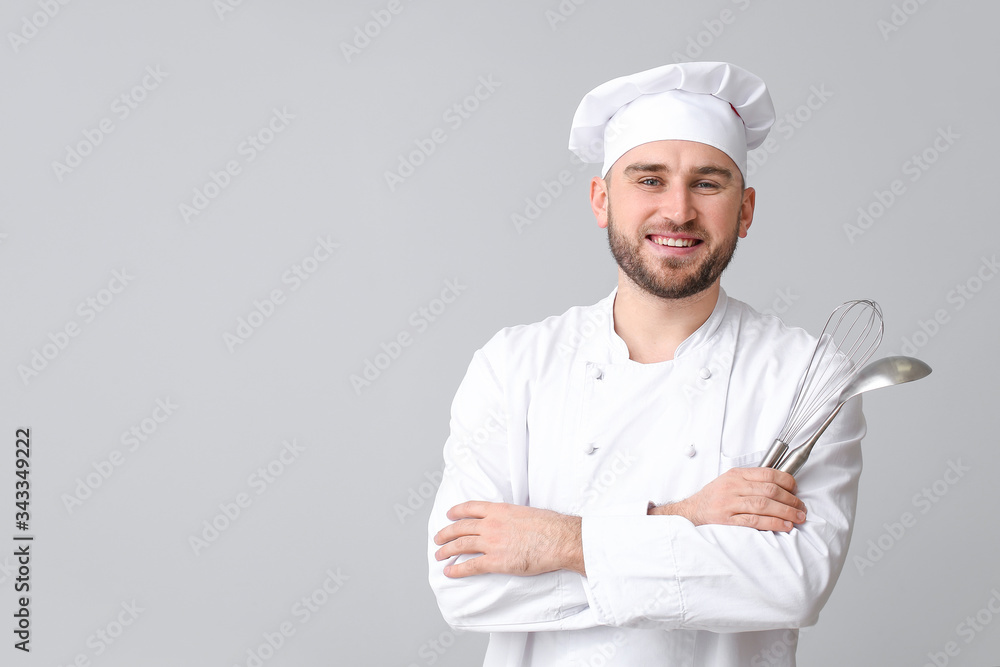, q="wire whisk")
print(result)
[759,300,884,468]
